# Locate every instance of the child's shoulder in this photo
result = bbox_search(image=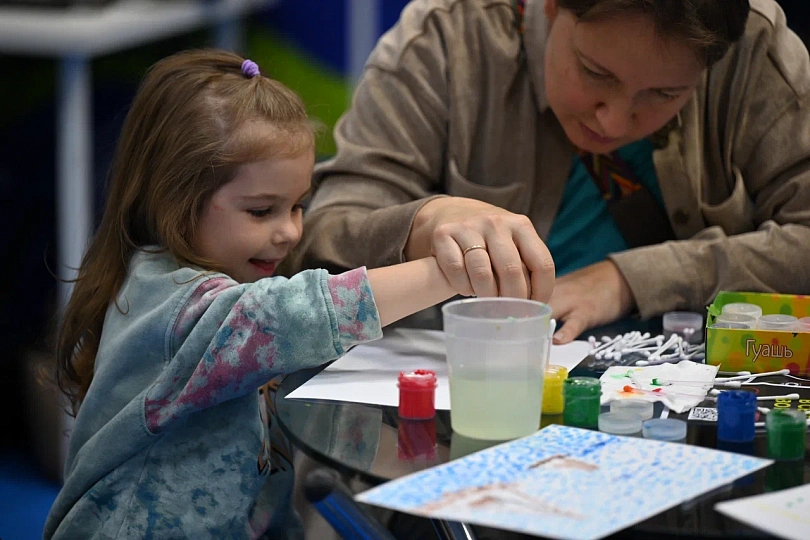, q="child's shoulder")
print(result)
[129,247,220,282]
[123,247,234,304]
